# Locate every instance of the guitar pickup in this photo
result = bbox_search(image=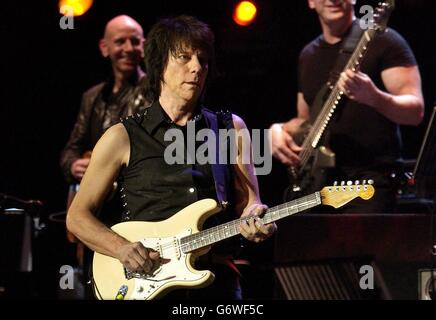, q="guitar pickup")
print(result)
[313,146,335,171]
